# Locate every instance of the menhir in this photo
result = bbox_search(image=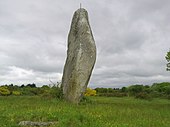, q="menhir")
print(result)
[61,8,96,103]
